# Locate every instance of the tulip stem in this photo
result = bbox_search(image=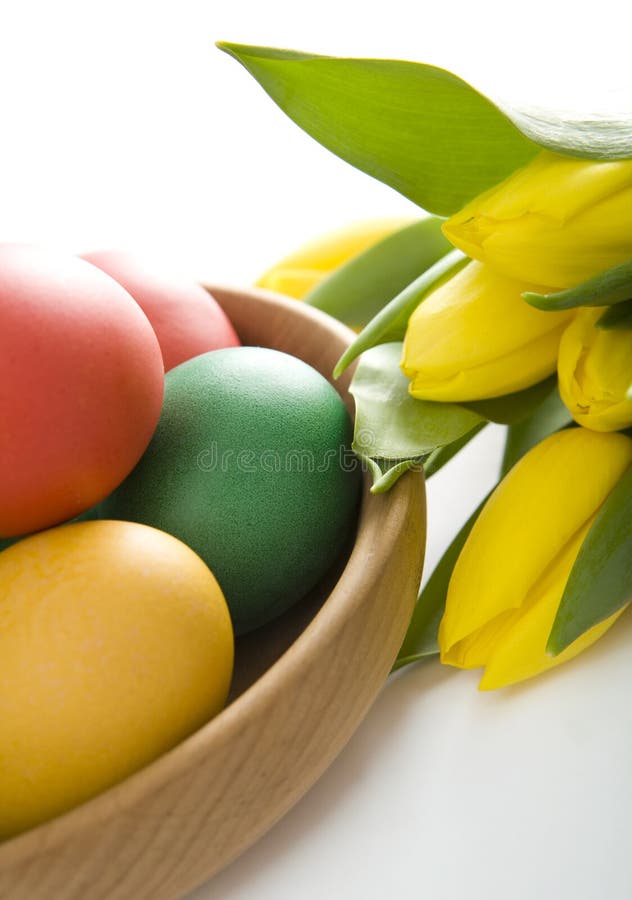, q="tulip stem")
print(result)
[333,249,466,378]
